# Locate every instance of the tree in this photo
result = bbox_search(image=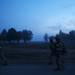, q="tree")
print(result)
[16,31,22,43]
[22,30,33,43]
[56,30,70,41]
[7,28,17,42]
[44,33,48,42]
[0,29,7,42]
[69,30,75,40]
[27,30,33,41]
